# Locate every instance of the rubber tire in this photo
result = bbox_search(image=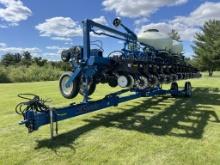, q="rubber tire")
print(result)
[79,81,96,96]
[184,82,192,97]
[59,72,80,99]
[170,82,178,97]
[108,78,118,87]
